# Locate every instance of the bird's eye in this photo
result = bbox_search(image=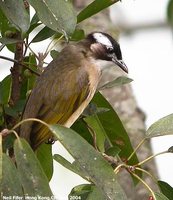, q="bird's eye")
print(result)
[107,47,114,53]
